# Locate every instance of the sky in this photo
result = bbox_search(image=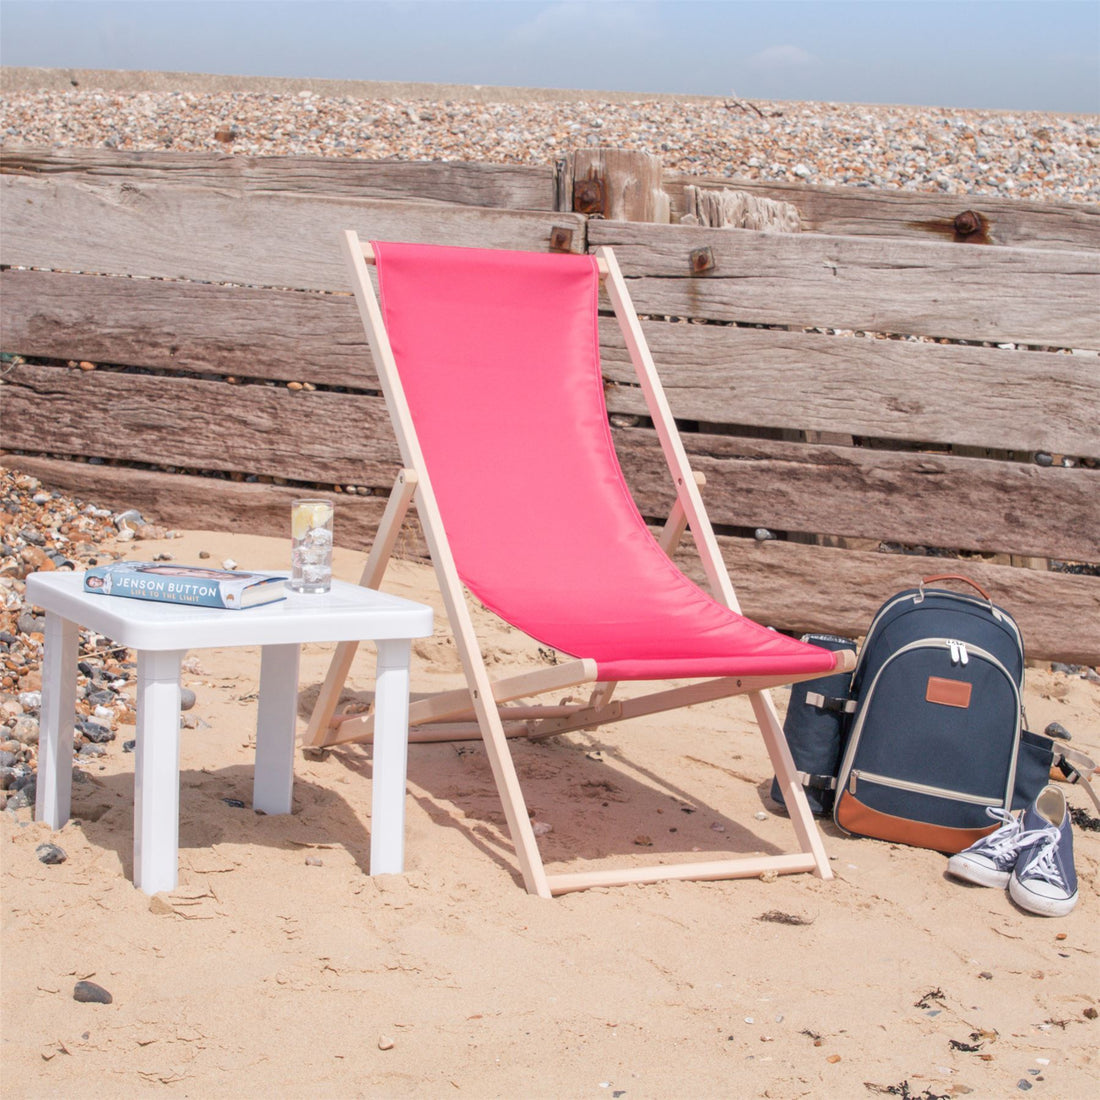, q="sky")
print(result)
[2,1,1098,113]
